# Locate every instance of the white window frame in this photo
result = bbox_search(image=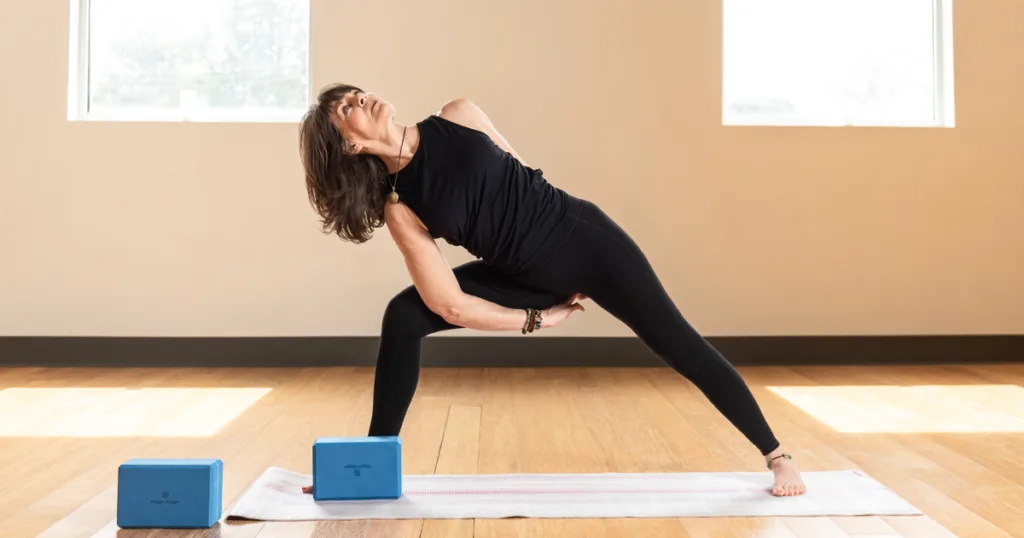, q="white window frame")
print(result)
[722,0,955,128]
[66,0,311,123]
